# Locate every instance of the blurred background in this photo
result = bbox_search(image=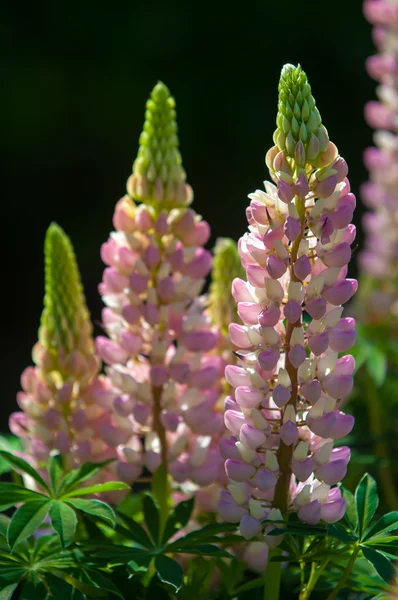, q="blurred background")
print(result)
[1,0,374,430]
